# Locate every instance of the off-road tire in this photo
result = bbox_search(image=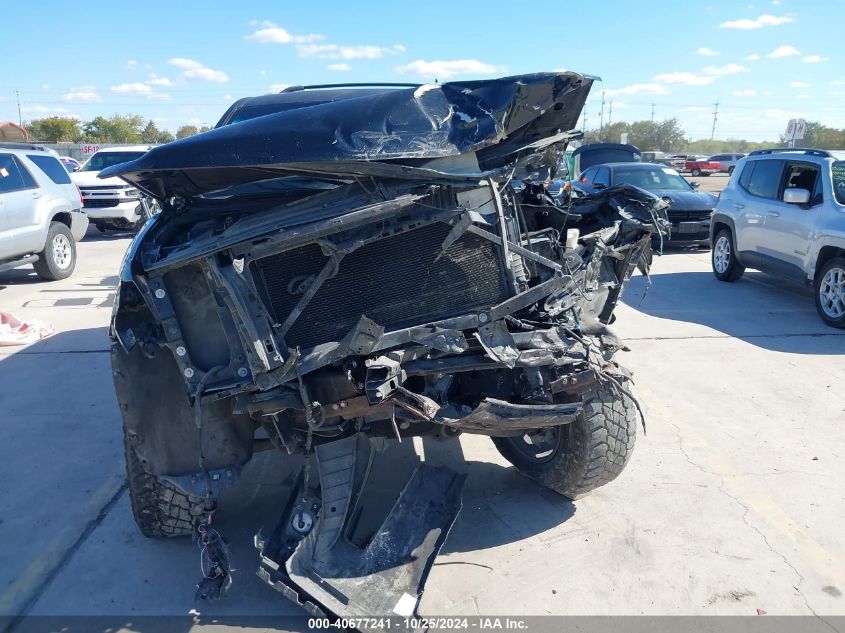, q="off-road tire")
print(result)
[492,382,638,499]
[814,256,845,329]
[33,222,76,280]
[124,433,208,538]
[711,228,744,282]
